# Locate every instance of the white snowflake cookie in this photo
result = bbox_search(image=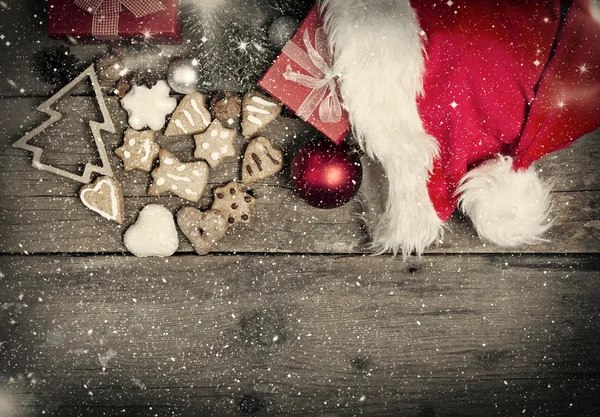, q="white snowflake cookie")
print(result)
[121,80,177,131]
